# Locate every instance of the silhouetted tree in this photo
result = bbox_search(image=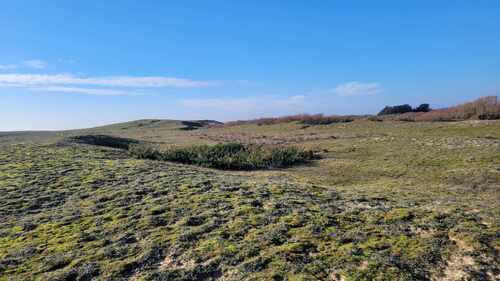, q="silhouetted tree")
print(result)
[378,104,413,115]
[414,104,431,112]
